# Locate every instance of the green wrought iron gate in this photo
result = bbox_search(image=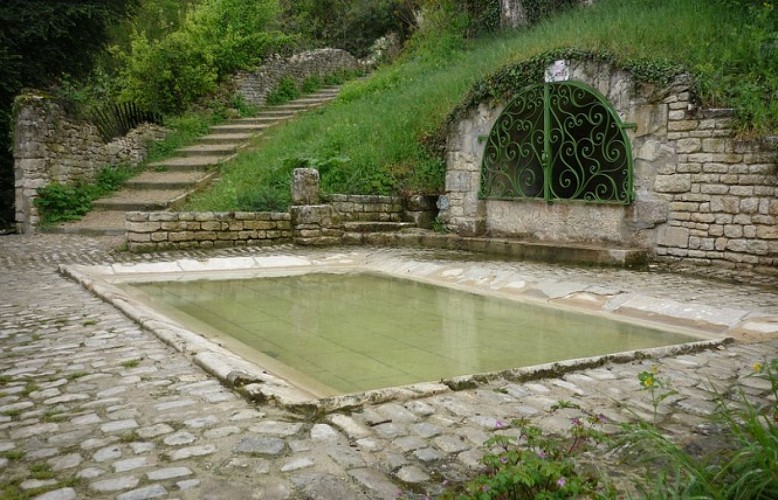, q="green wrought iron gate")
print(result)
[480,81,635,204]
